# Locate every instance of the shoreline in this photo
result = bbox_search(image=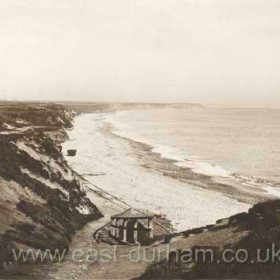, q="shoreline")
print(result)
[104,118,272,205]
[104,108,280,196]
[63,112,251,231]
